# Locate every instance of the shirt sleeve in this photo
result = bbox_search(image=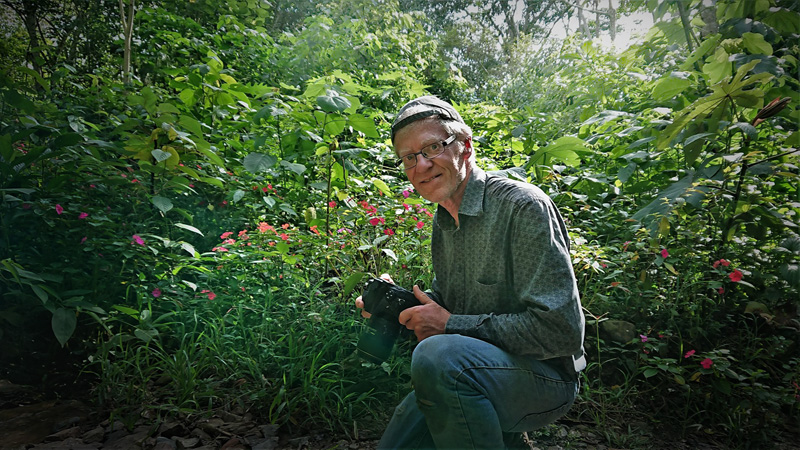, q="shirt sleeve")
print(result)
[444,196,584,359]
